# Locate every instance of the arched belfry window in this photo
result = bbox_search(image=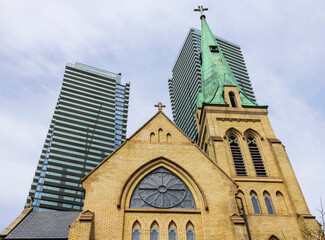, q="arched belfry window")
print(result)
[229,92,237,107]
[130,167,196,209]
[247,136,267,177]
[186,221,195,240]
[132,221,141,240]
[228,135,247,176]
